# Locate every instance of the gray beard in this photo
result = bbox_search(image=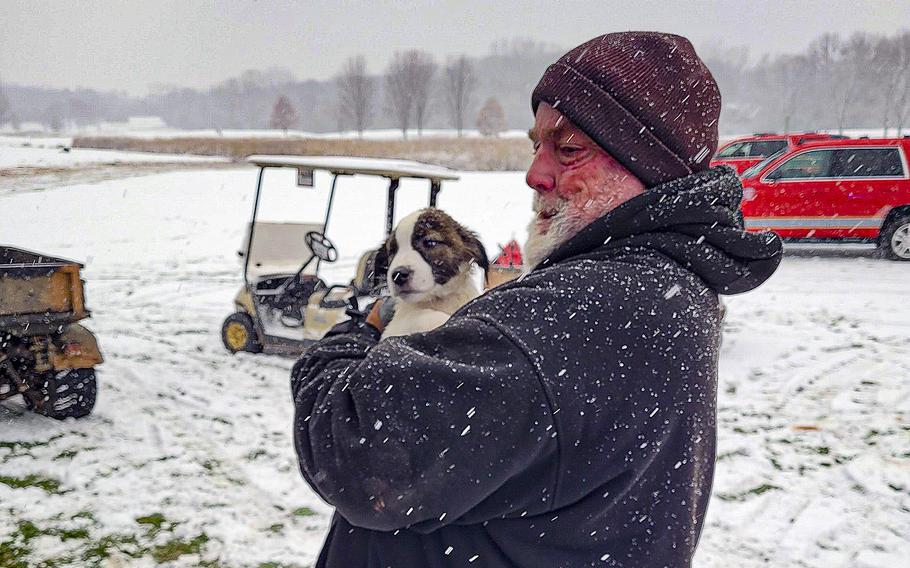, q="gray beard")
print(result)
[523,212,582,271]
